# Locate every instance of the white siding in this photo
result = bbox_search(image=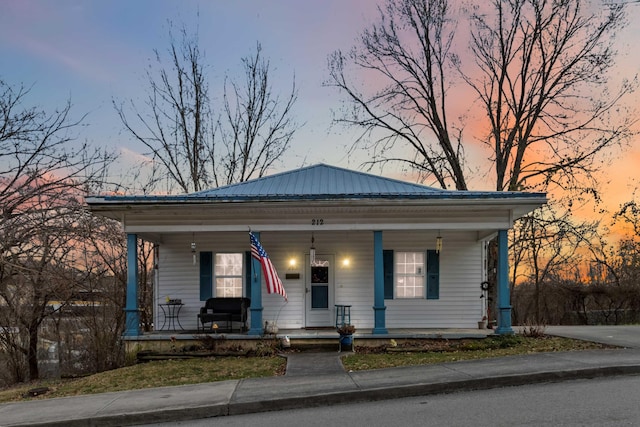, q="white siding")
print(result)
[258,232,307,329]
[156,232,249,330]
[155,230,484,330]
[384,232,484,328]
